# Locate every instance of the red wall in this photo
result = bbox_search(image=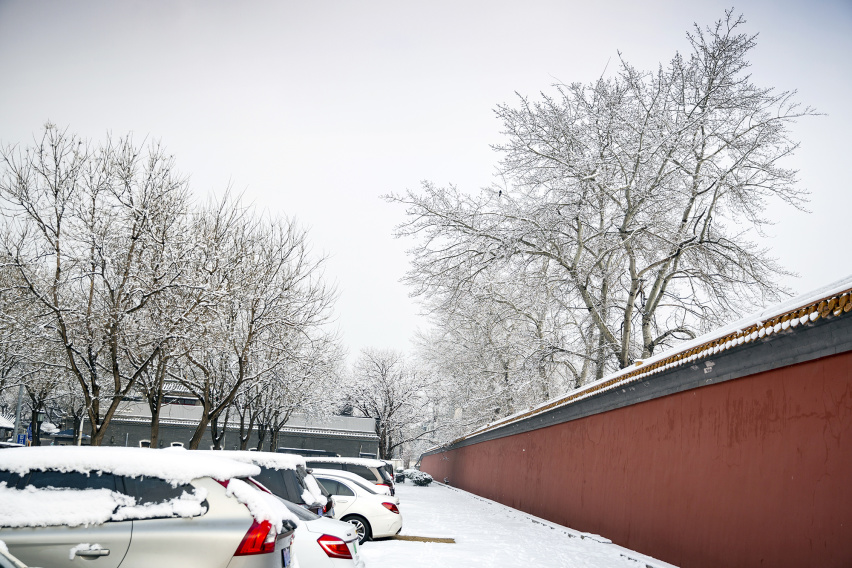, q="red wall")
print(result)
[423,351,852,568]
